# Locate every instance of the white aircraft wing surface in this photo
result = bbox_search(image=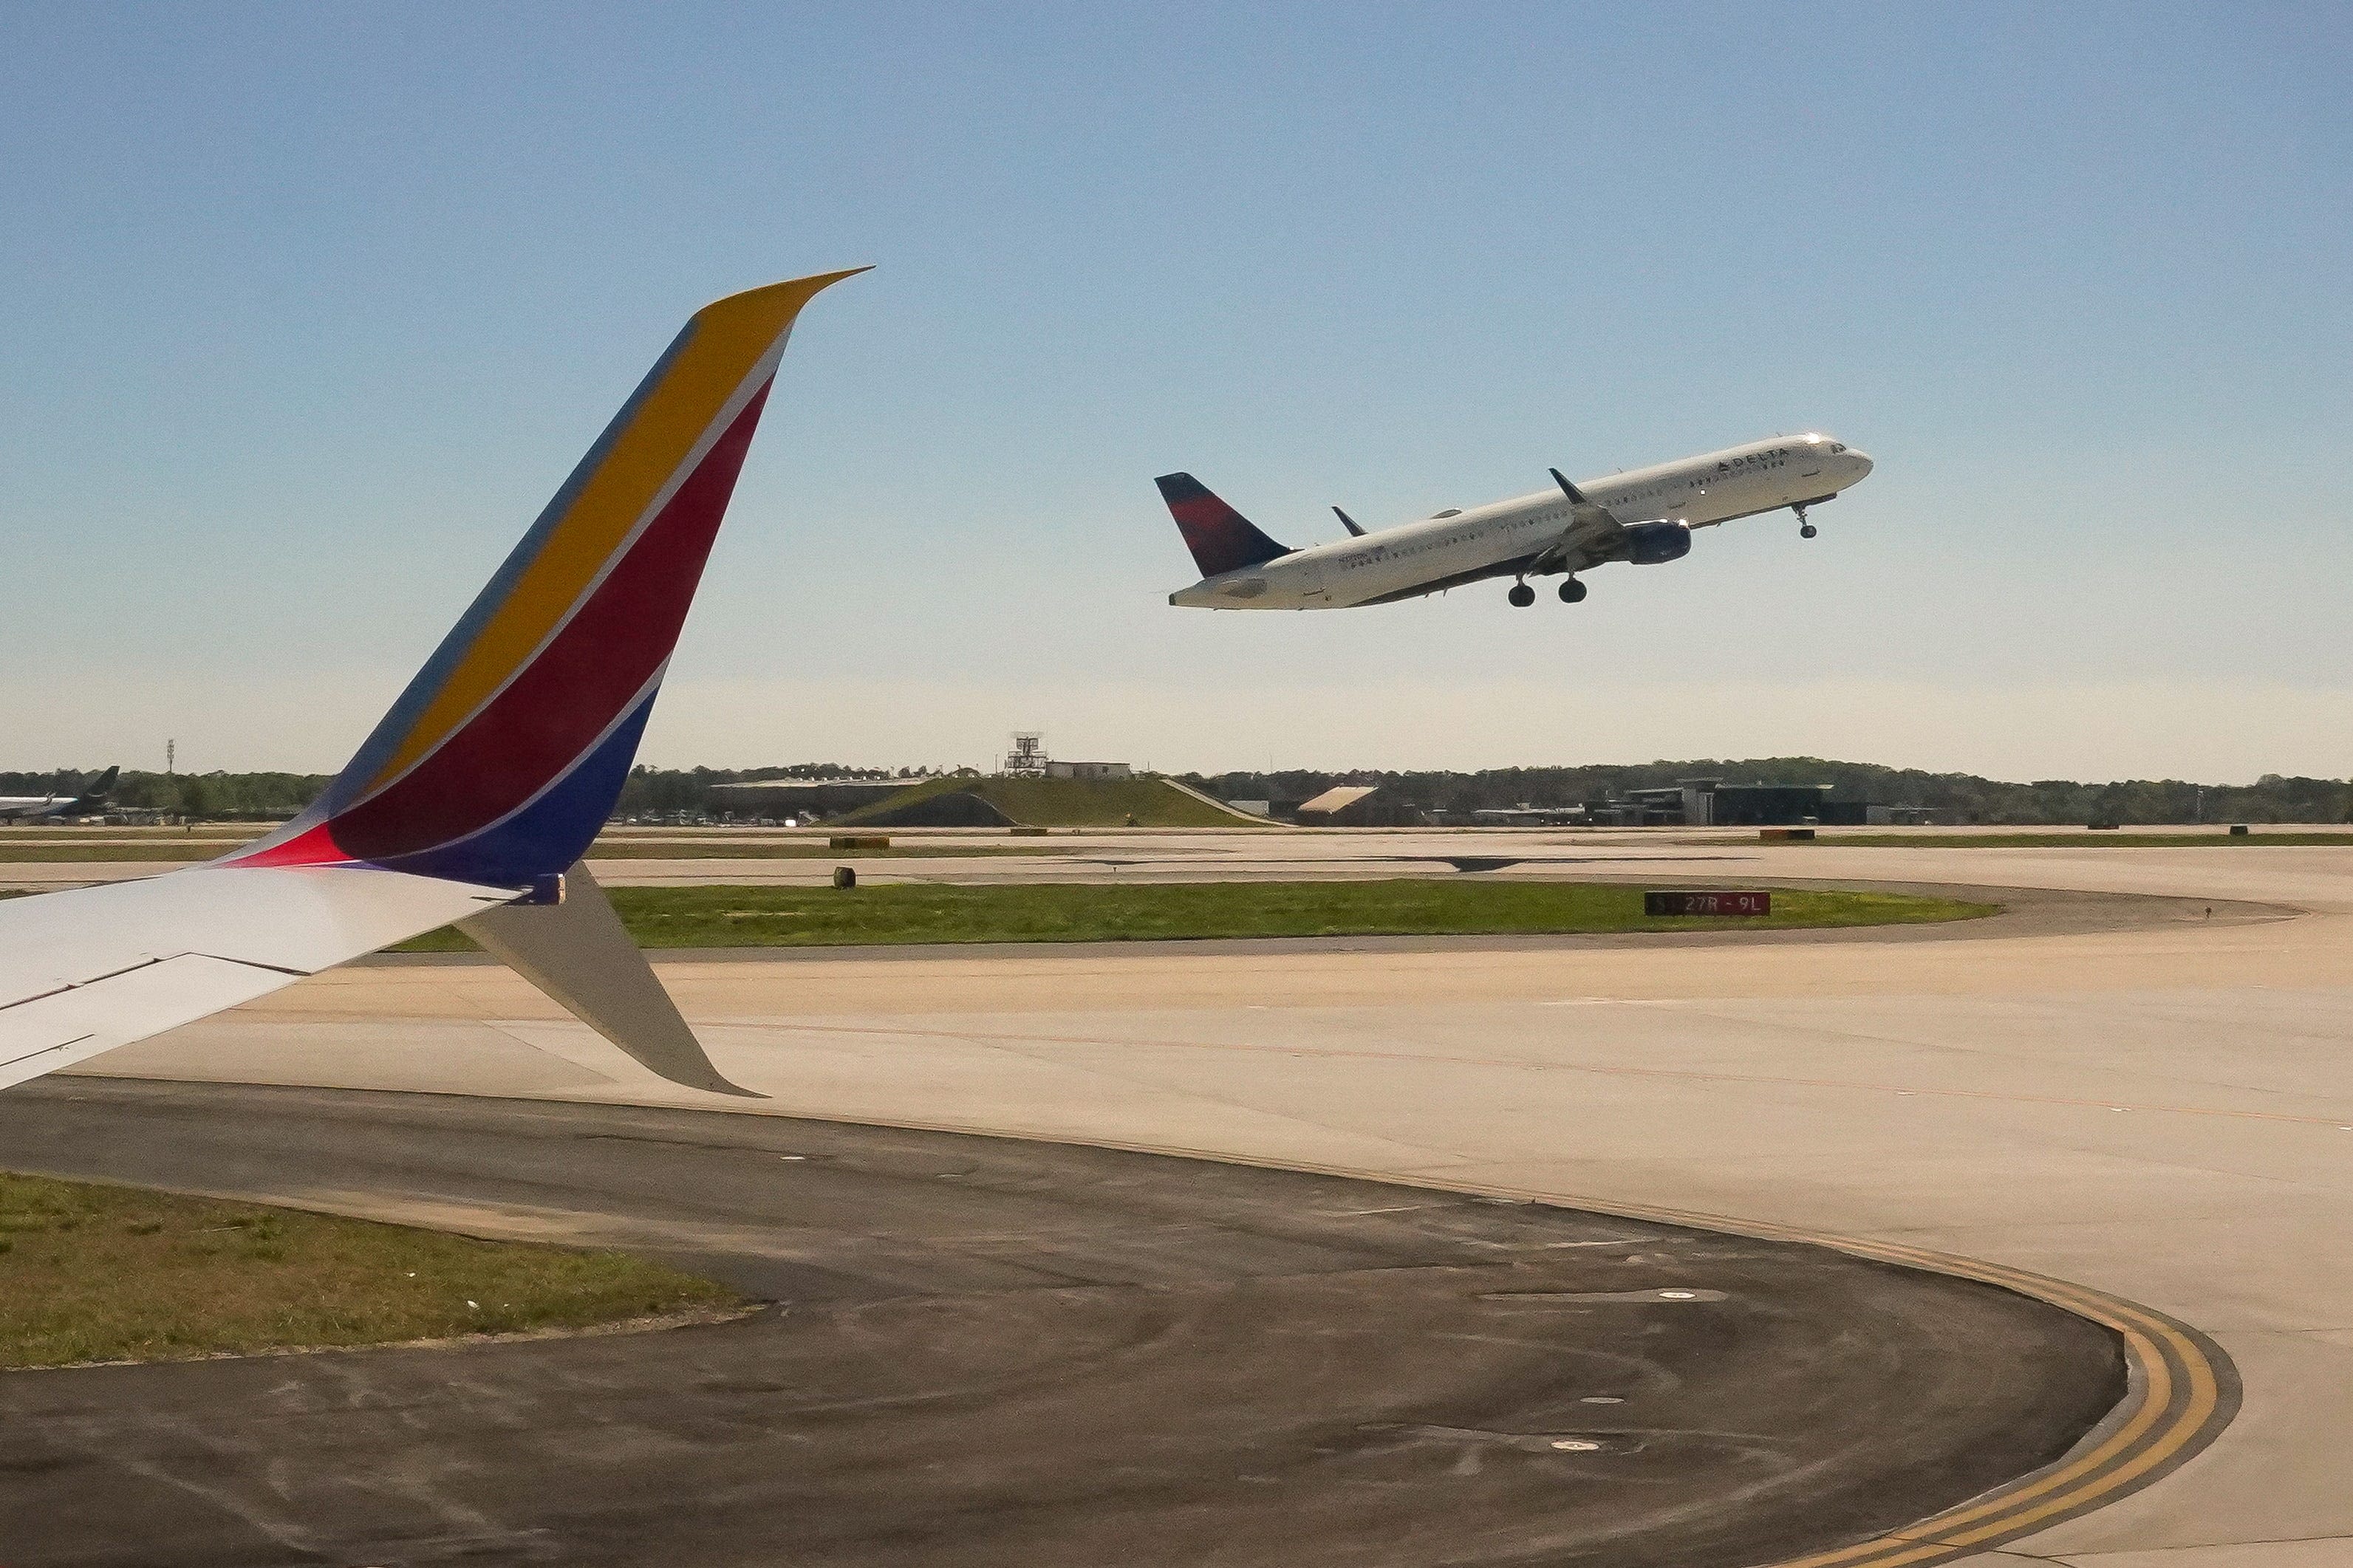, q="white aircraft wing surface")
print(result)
[0,868,516,1092]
